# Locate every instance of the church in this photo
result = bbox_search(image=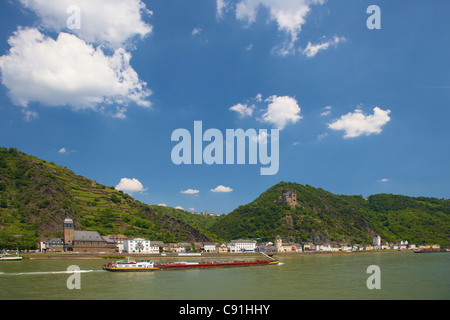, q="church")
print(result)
[63,218,117,253]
